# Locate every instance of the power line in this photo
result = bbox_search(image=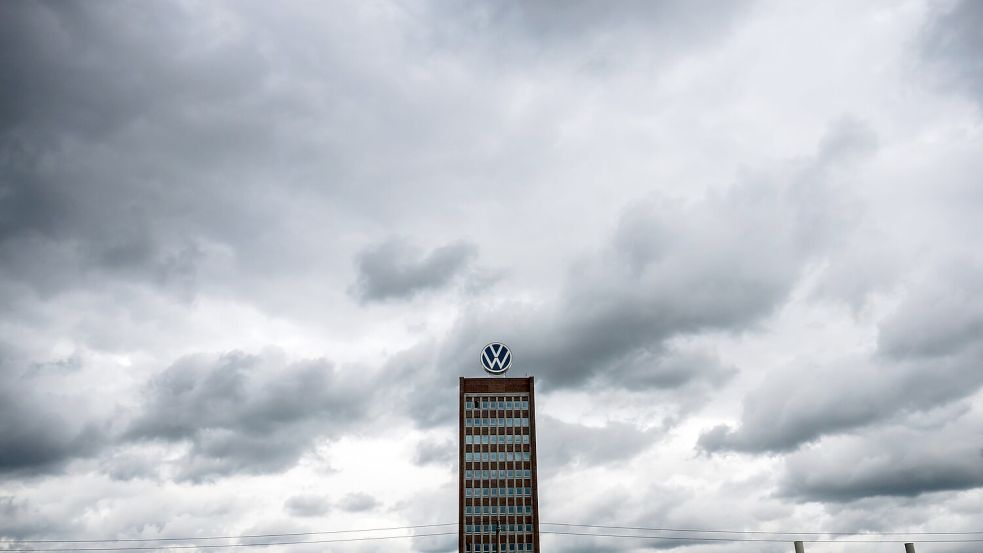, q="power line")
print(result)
[542,522,983,536]
[541,530,983,544]
[0,531,457,552]
[7,524,457,544]
[8,521,983,551]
